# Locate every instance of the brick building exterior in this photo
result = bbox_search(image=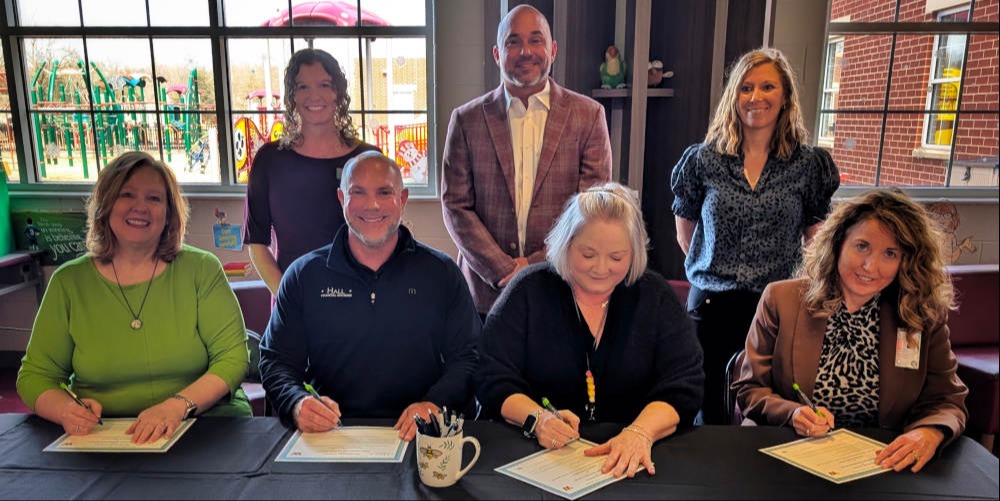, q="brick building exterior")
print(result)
[825,0,998,187]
